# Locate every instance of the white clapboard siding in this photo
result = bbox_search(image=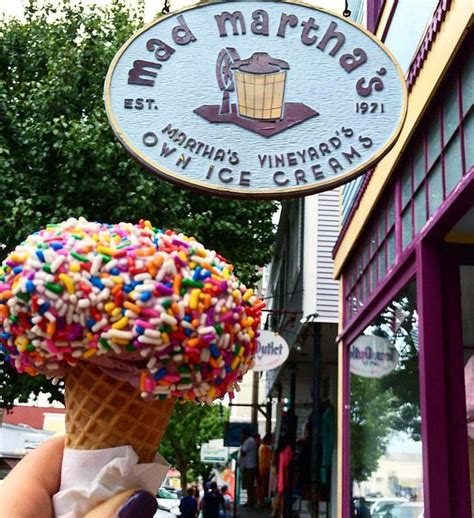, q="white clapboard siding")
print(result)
[315,189,340,322]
